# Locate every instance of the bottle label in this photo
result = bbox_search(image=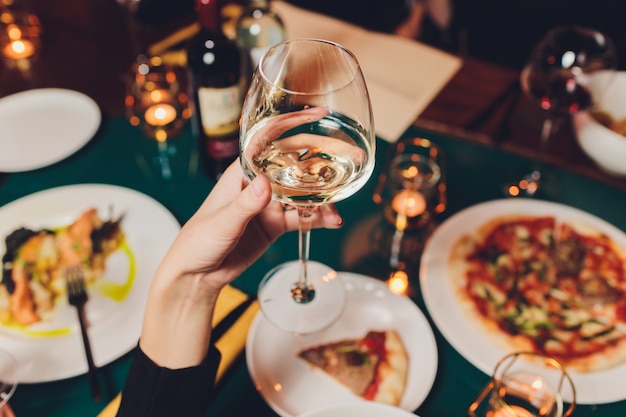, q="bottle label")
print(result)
[205,136,239,159]
[197,85,242,136]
